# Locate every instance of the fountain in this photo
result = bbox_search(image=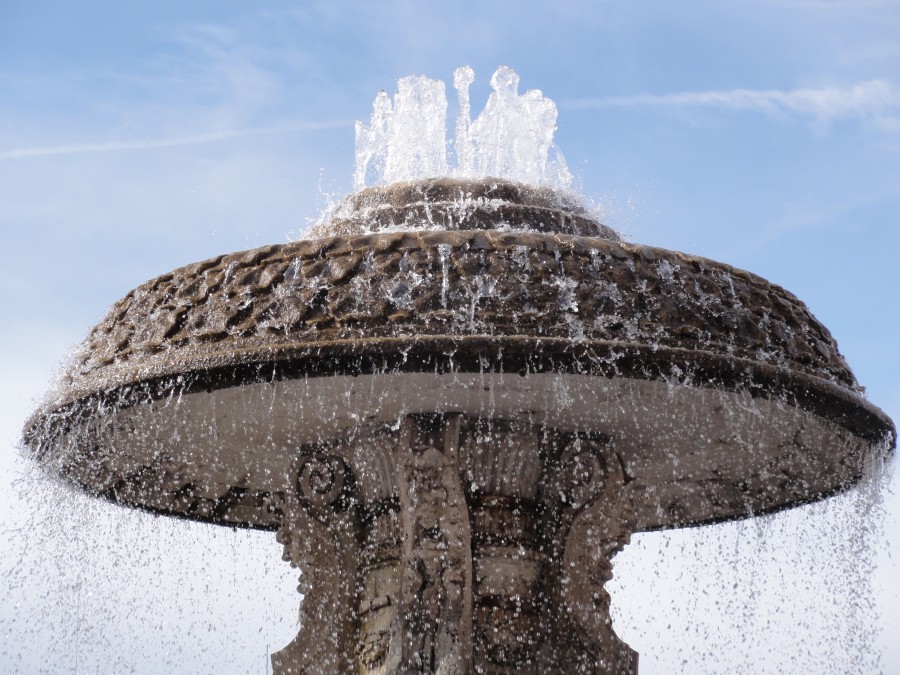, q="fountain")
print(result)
[22,67,895,674]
